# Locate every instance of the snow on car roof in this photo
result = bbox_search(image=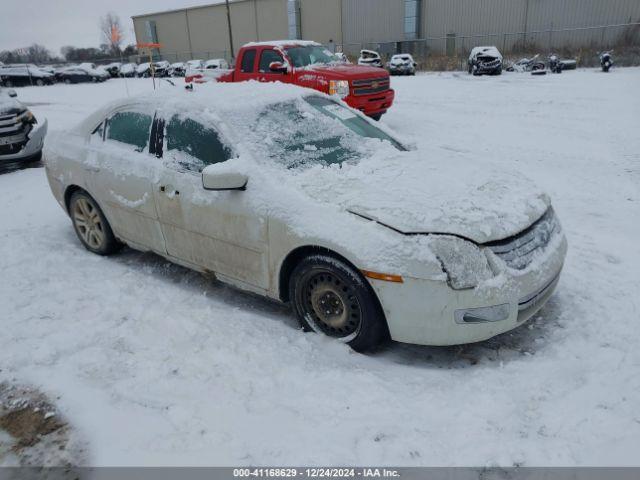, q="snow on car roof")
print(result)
[243,40,320,48]
[70,81,317,135]
[469,46,502,60]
